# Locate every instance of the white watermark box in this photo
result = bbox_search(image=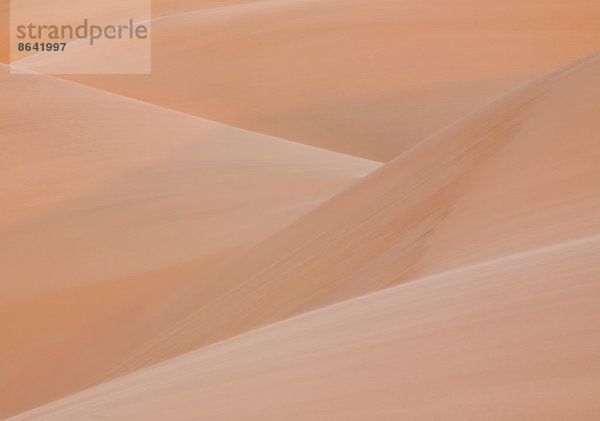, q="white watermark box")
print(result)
[10,0,151,74]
